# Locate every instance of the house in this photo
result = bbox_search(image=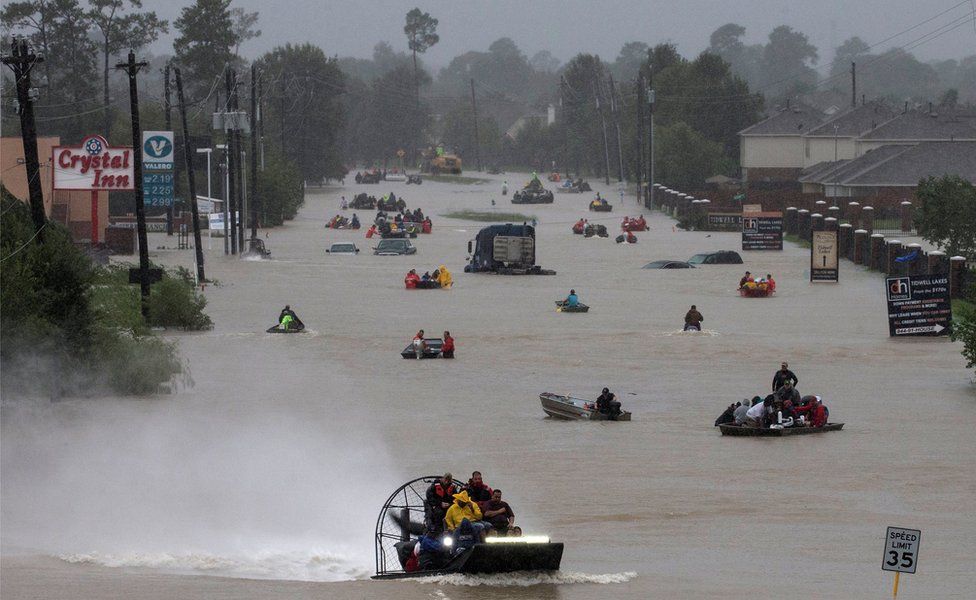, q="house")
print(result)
[799,141,976,202]
[0,136,109,244]
[738,102,825,188]
[505,113,547,140]
[801,100,896,167]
